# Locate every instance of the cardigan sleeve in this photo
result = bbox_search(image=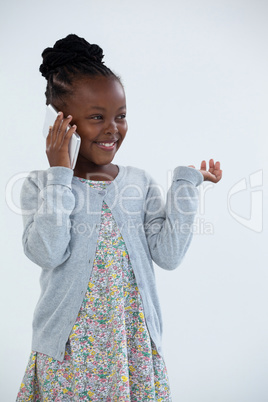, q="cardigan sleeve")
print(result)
[143,166,203,270]
[20,166,76,269]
